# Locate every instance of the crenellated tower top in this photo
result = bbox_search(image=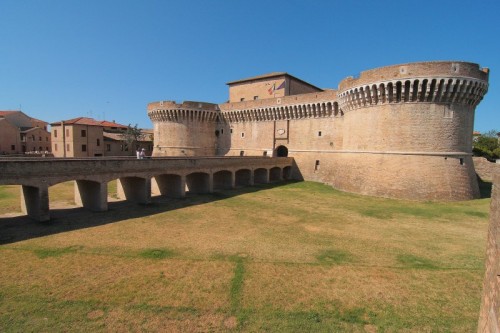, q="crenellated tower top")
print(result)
[338,61,489,113]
